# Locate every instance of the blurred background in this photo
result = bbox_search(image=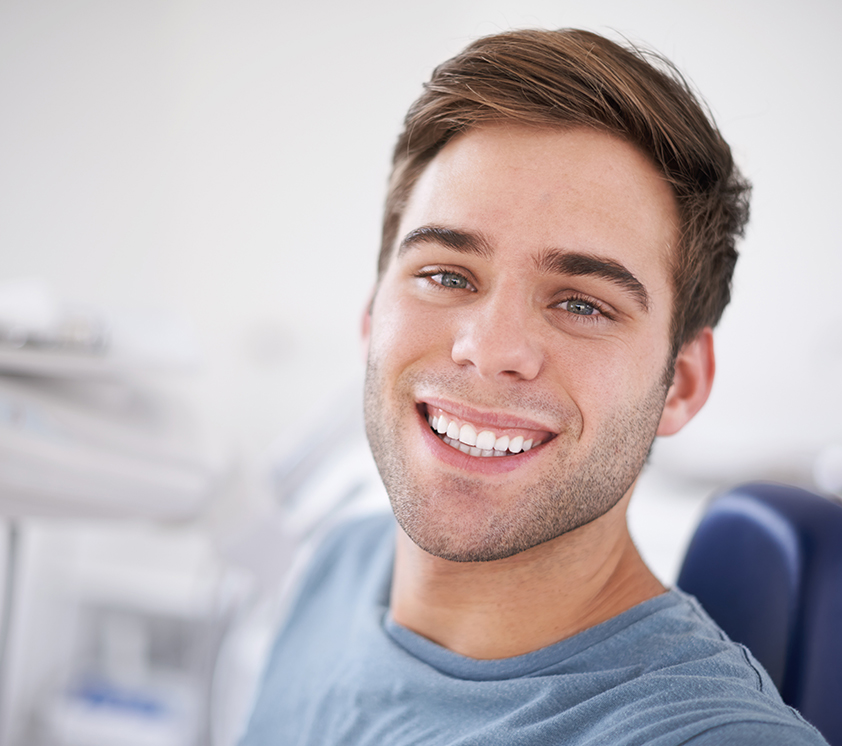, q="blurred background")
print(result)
[0,0,840,744]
